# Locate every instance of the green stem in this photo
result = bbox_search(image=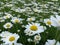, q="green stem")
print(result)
[55,30,58,39]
